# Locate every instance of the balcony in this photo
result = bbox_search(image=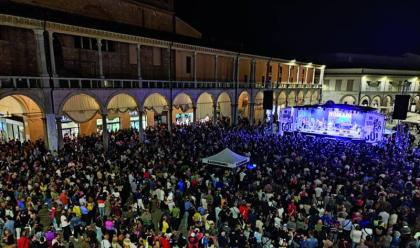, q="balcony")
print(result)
[0,76,322,90]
